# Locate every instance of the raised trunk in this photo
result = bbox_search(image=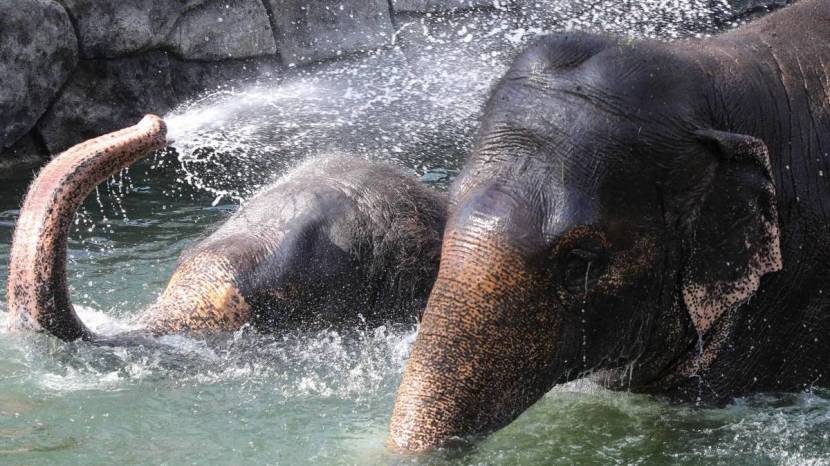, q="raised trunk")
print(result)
[7,115,168,341]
